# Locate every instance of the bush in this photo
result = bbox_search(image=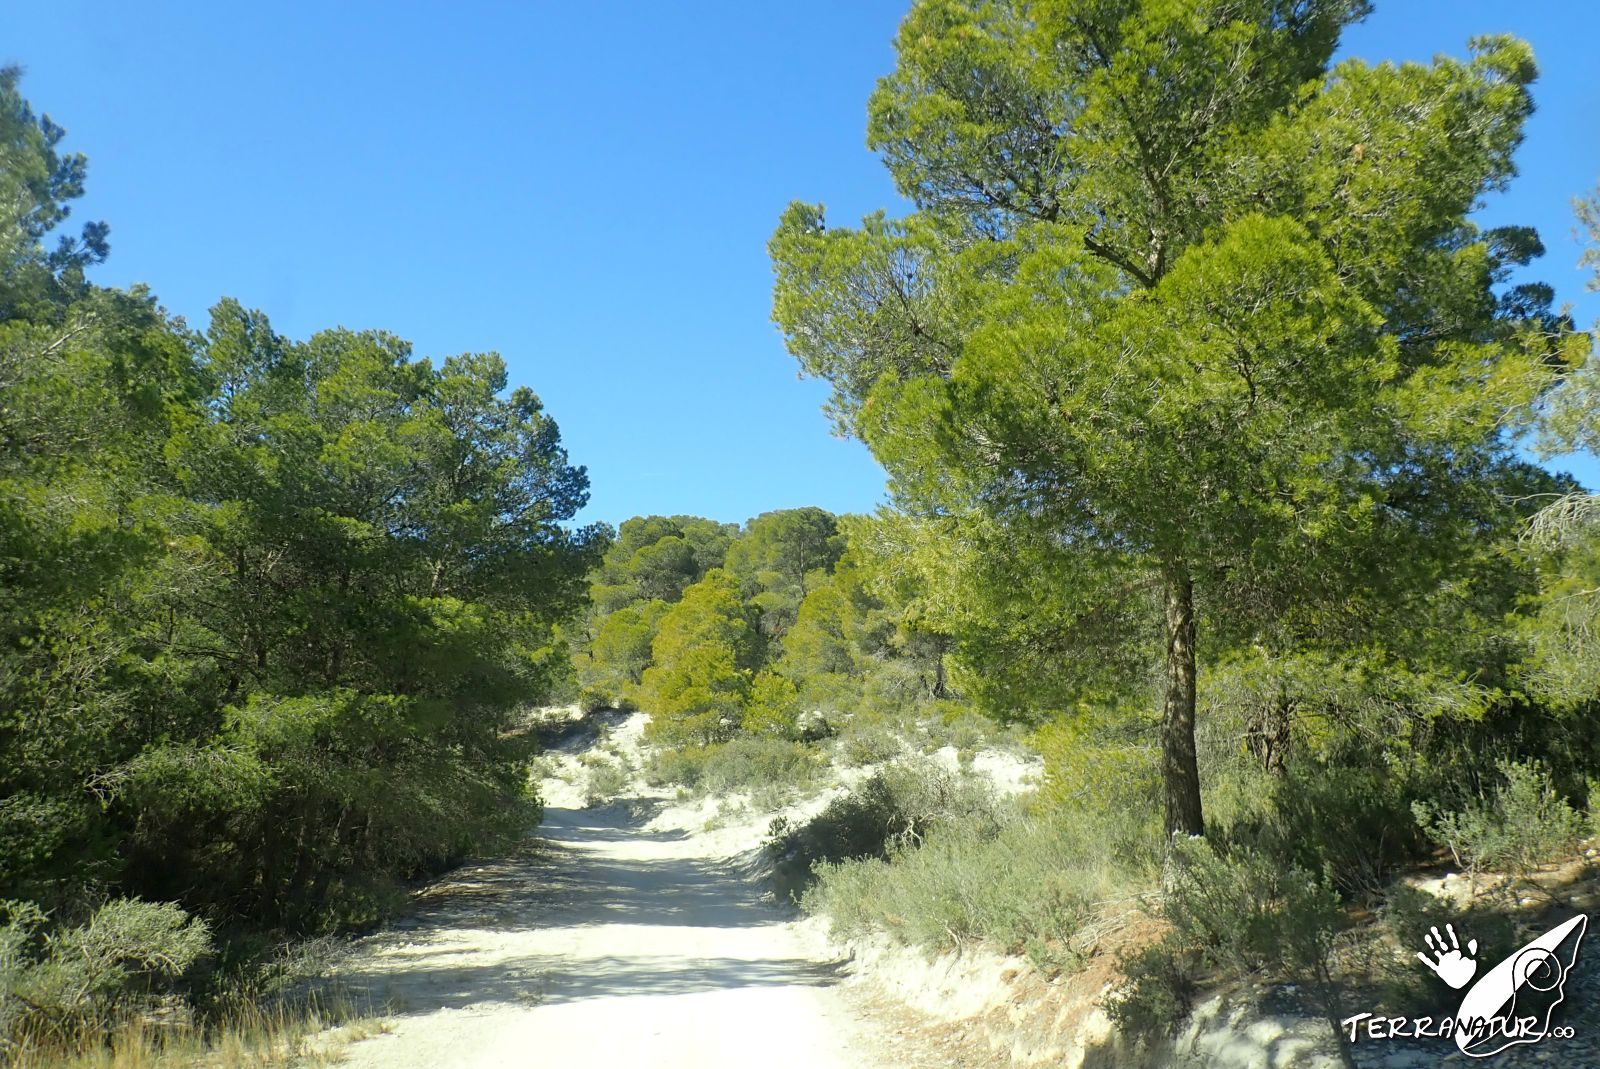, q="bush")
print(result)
[642,745,714,790]
[1412,759,1587,878]
[790,672,862,725]
[581,756,631,807]
[2,898,212,1050]
[831,715,905,767]
[1033,711,1159,824]
[744,671,803,739]
[1226,764,1426,901]
[767,759,1003,902]
[4,916,379,1067]
[802,813,1138,971]
[117,691,542,932]
[795,708,835,742]
[914,704,1022,755]
[643,736,821,801]
[1368,884,1515,1014]
[1163,837,1343,981]
[1109,942,1201,1040]
[1106,838,1345,1047]
[578,687,617,714]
